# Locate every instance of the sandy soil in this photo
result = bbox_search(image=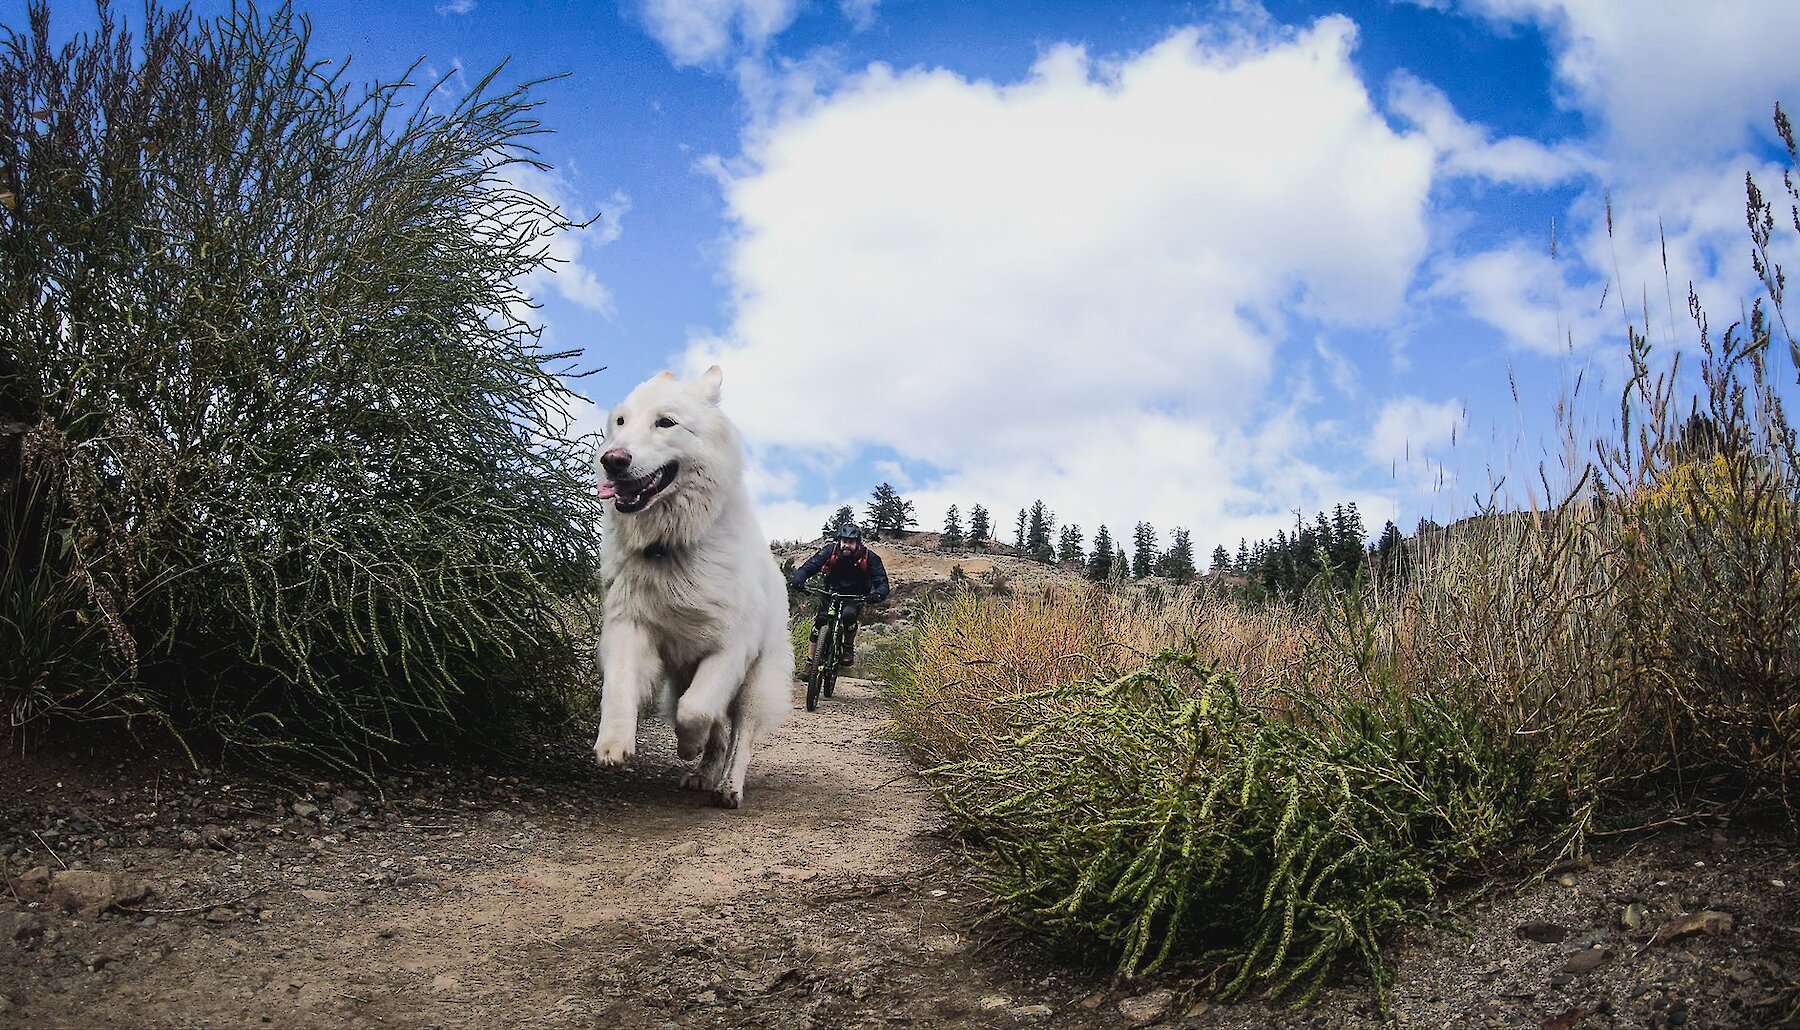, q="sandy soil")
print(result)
[4,671,1799,1029]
